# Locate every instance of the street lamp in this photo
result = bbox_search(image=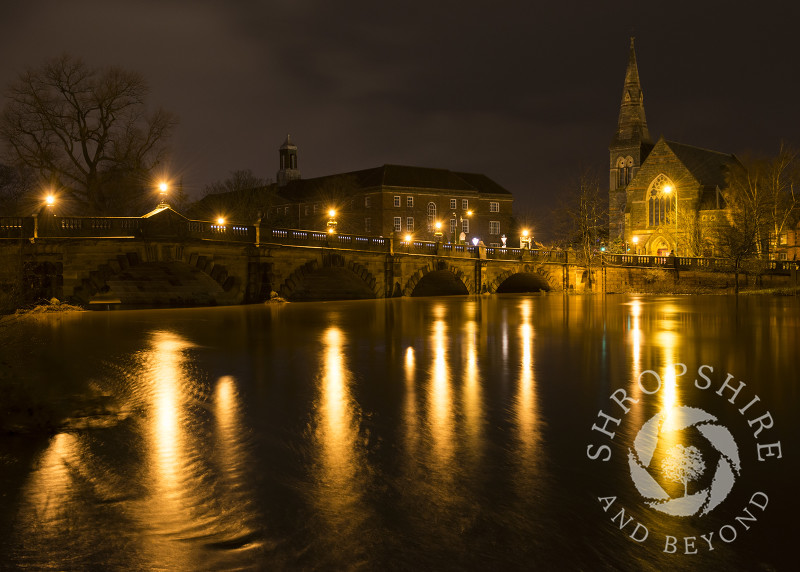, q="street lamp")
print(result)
[632,235,639,255]
[158,181,169,206]
[663,184,678,254]
[45,194,55,207]
[327,209,337,234]
[434,221,443,240]
[520,229,531,249]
